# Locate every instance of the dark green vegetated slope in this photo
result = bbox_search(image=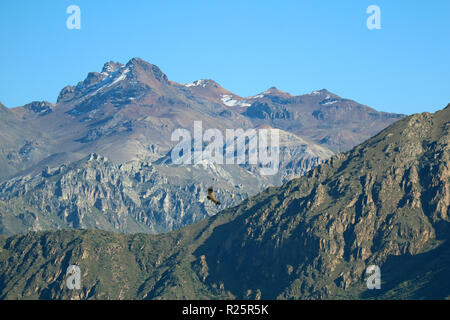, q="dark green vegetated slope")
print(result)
[0,104,449,300]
